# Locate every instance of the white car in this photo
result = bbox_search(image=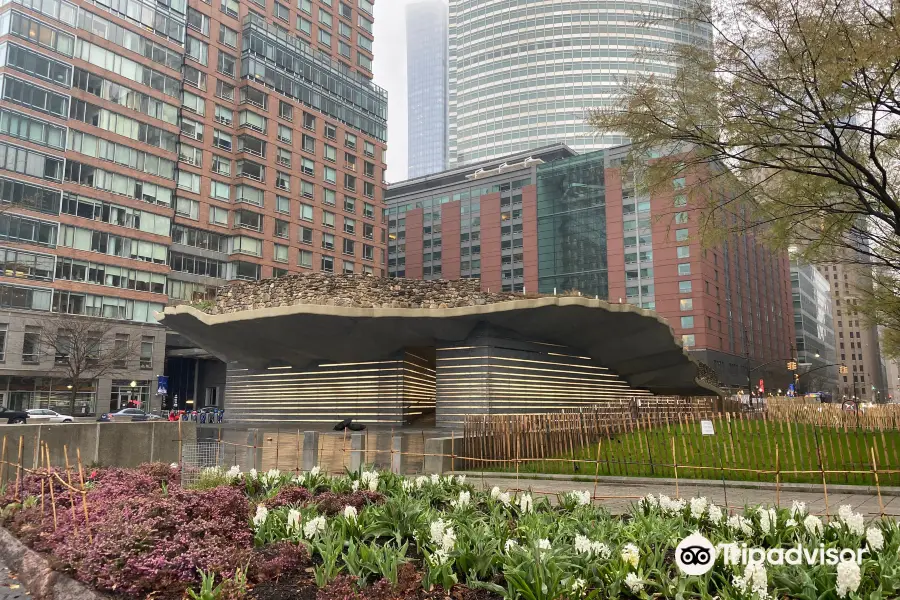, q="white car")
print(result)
[26,409,74,423]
